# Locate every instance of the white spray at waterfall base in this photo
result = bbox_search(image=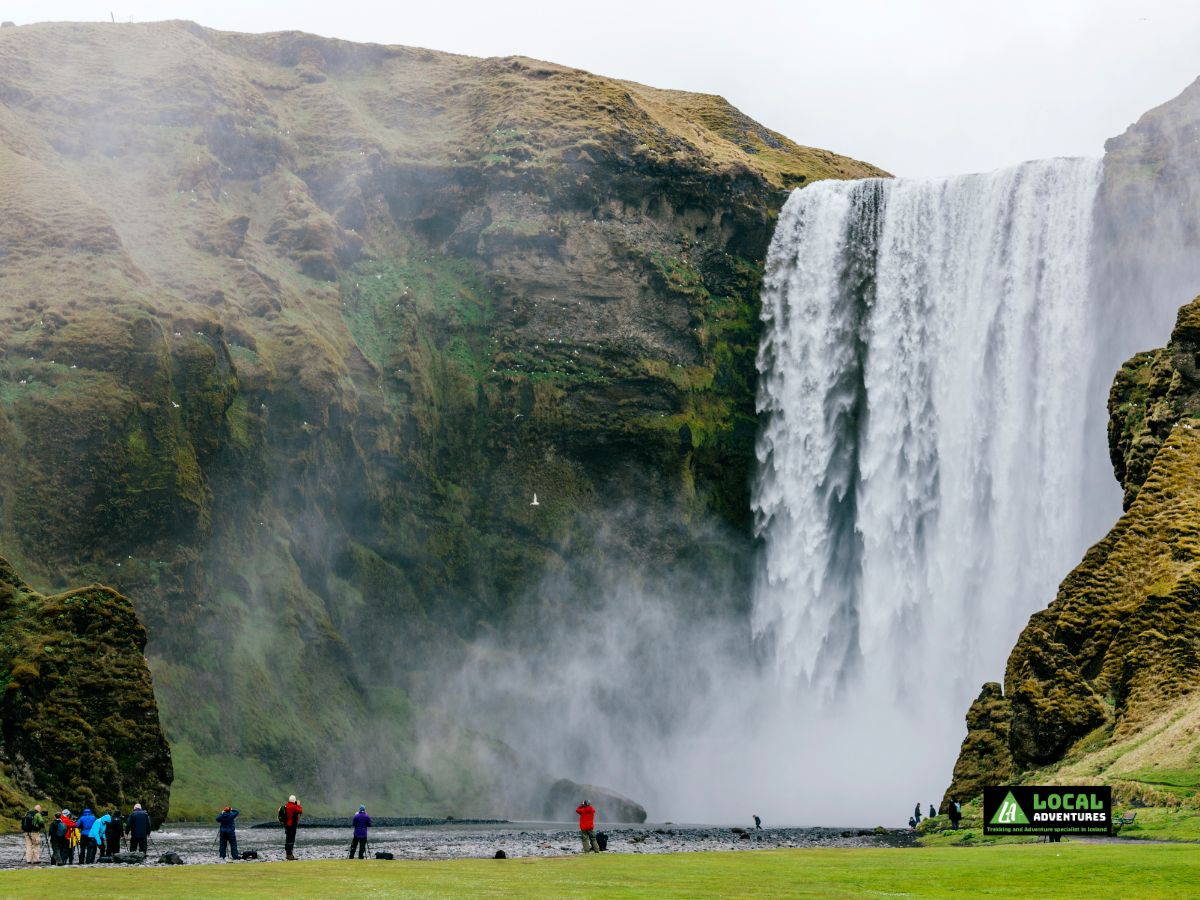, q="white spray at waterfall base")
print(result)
[750,158,1115,820]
